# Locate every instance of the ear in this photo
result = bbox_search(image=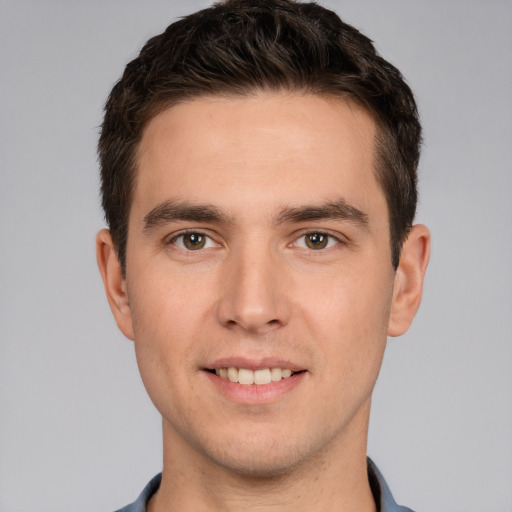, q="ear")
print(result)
[96,229,135,340]
[388,224,430,337]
